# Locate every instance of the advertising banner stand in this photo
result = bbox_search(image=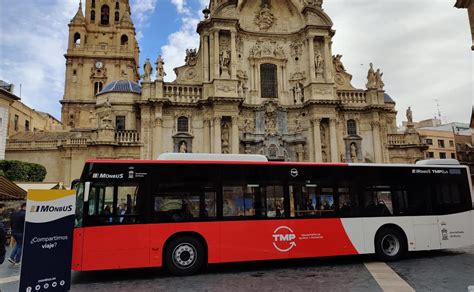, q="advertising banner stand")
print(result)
[20,190,76,292]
